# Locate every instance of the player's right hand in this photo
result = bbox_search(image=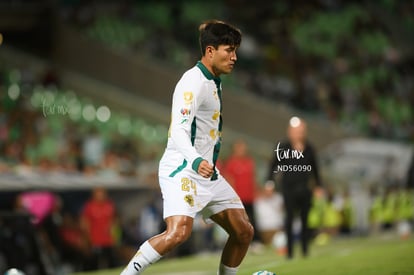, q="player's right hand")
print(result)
[198,160,214,178]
